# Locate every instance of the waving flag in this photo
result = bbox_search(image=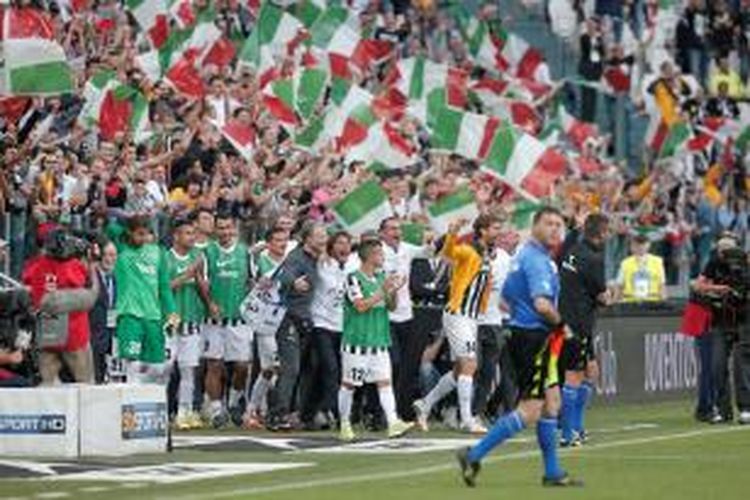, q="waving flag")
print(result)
[427,185,479,235]
[332,180,393,236]
[79,71,150,142]
[482,125,567,200]
[430,107,501,162]
[2,7,74,95]
[126,0,169,48]
[308,5,392,80]
[262,67,329,128]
